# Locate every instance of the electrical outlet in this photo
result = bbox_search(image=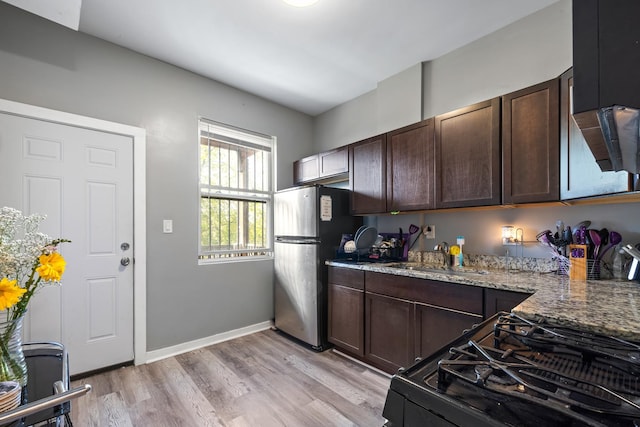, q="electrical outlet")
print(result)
[424,225,436,239]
